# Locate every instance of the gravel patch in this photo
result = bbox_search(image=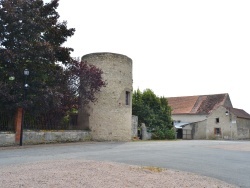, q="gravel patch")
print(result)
[0,159,238,188]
